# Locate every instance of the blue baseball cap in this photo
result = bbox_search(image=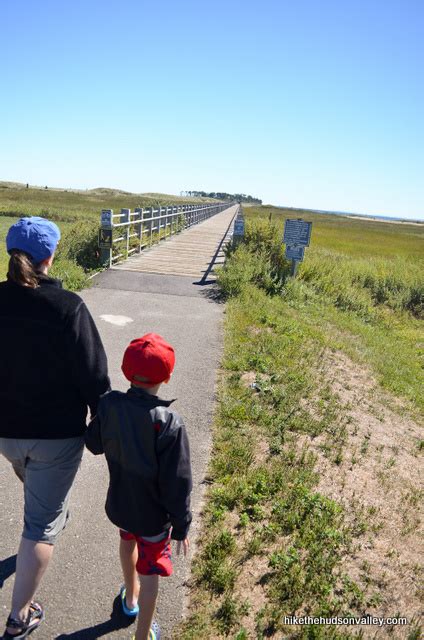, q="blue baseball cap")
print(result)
[6,217,61,264]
